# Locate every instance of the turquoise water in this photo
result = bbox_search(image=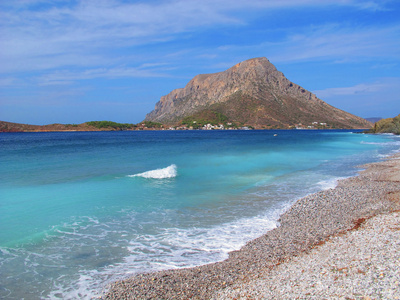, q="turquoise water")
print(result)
[0,130,399,299]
